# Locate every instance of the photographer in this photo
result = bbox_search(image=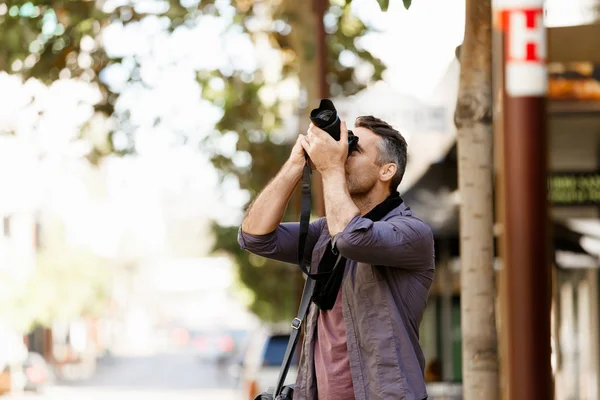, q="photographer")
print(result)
[238,115,435,400]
